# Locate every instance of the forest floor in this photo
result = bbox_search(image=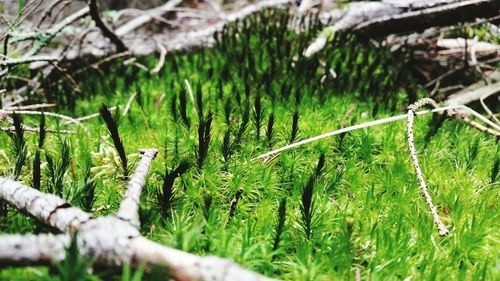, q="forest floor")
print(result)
[0,8,498,281]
